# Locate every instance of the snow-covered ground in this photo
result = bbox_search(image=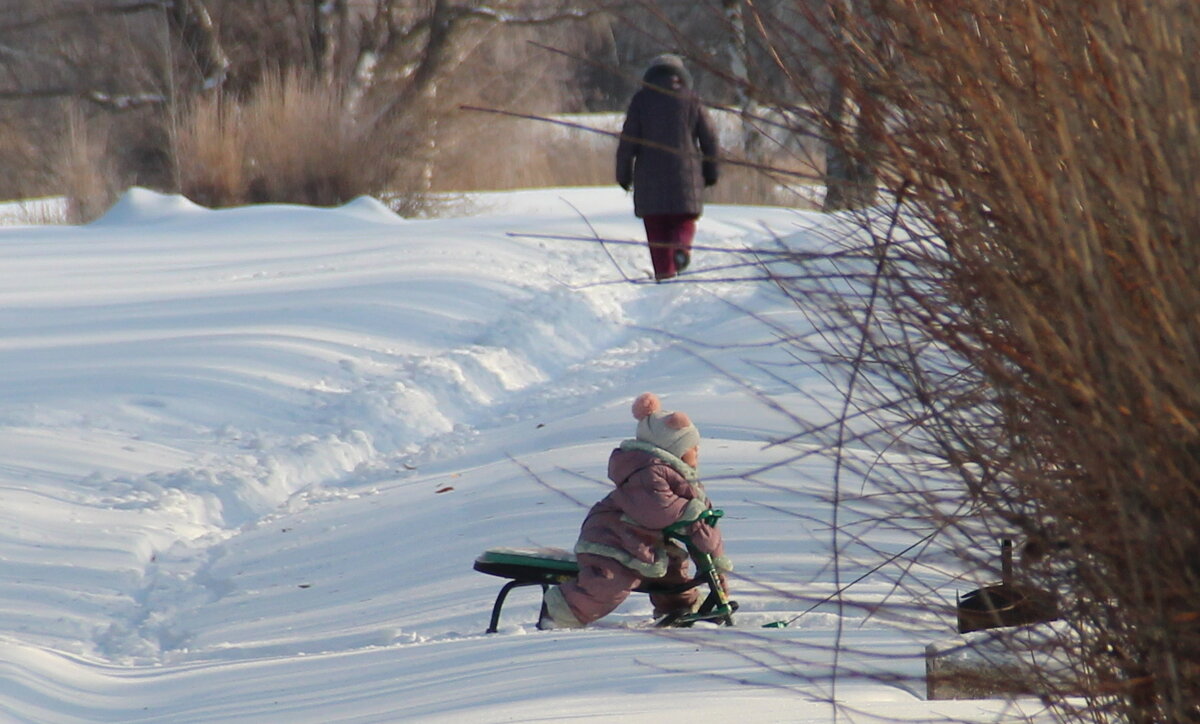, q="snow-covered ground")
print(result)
[0,187,1046,722]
